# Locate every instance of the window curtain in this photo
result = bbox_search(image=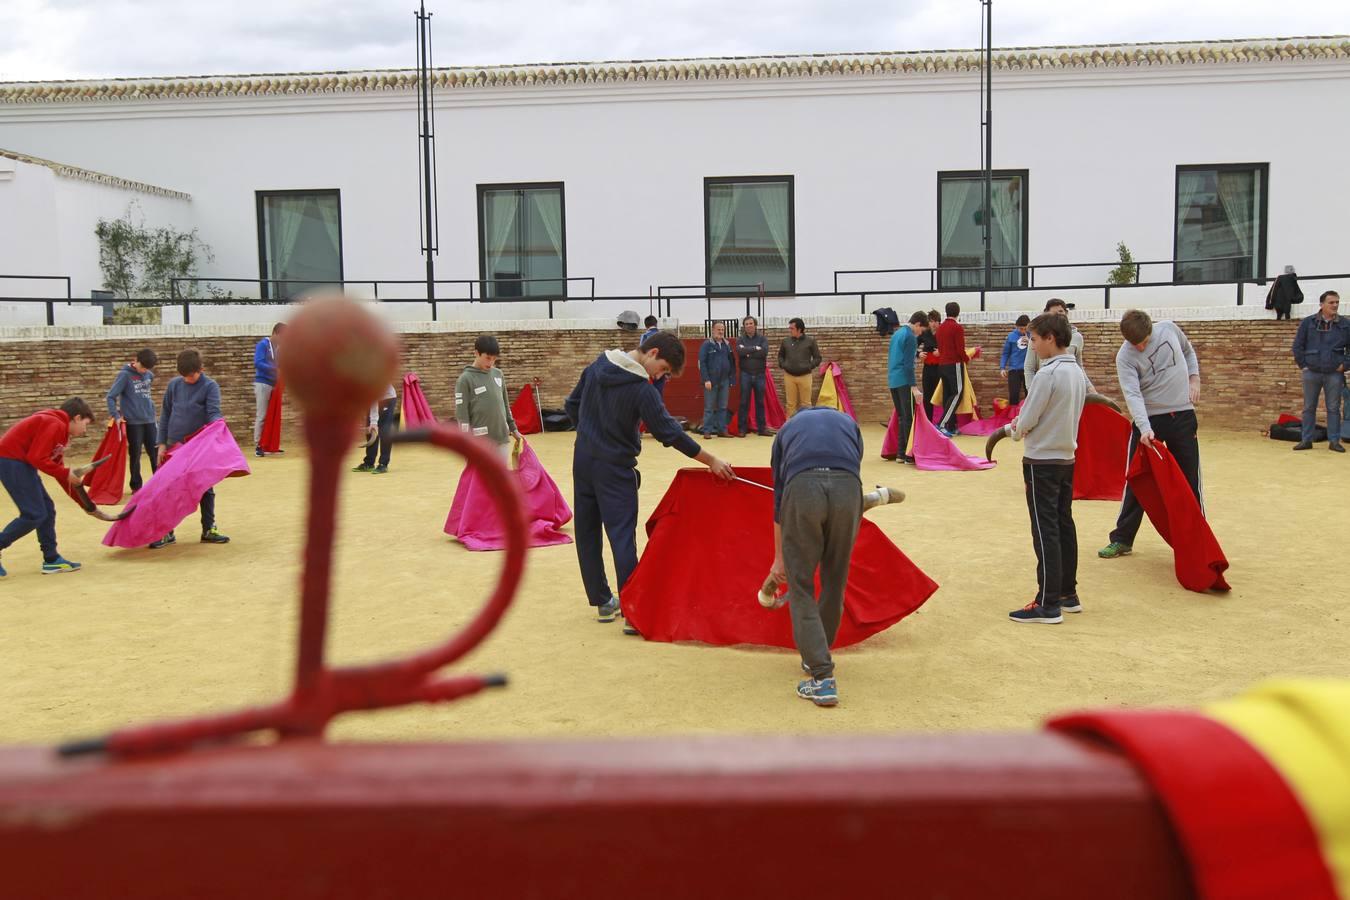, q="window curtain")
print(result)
[528,190,564,294]
[266,196,307,296]
[483,191,520,296]
[315,196,341,266]
[753,183,791,272]
[938,179,975,286]
[1216,171,1254,276]
[707,186,737,264]
[989,179,1021,283]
